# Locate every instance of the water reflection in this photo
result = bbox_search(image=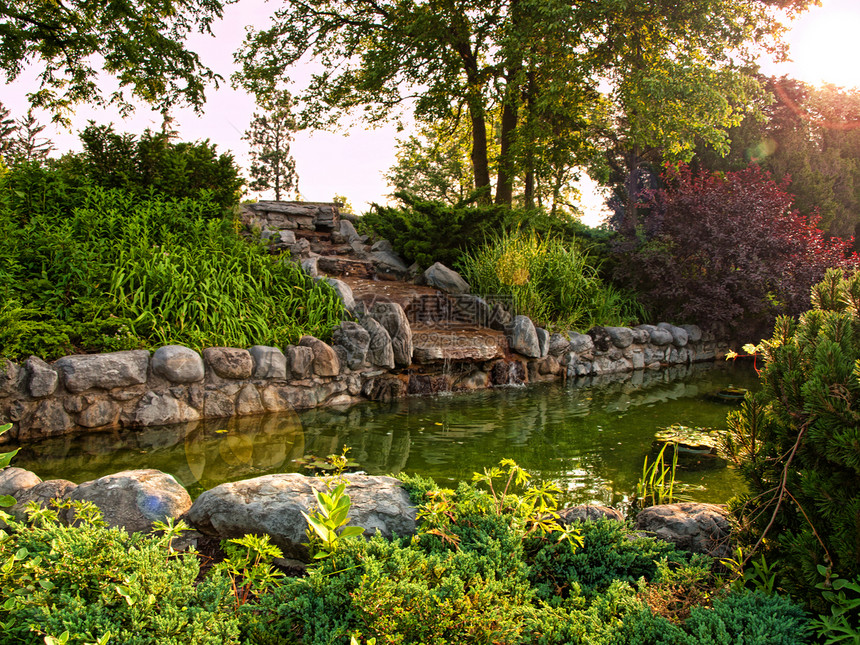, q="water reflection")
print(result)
[13,361,758,503]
